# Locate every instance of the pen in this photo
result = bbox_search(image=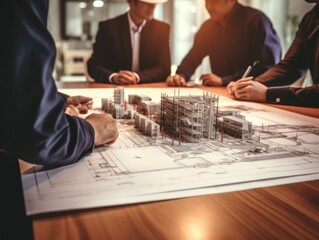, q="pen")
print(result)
[230,61,259,97]
[241,60,259,79]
